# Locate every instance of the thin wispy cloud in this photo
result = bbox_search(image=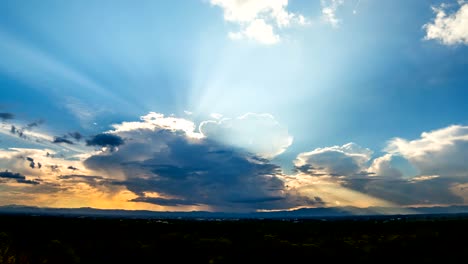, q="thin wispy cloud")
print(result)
[321,0,345,27]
